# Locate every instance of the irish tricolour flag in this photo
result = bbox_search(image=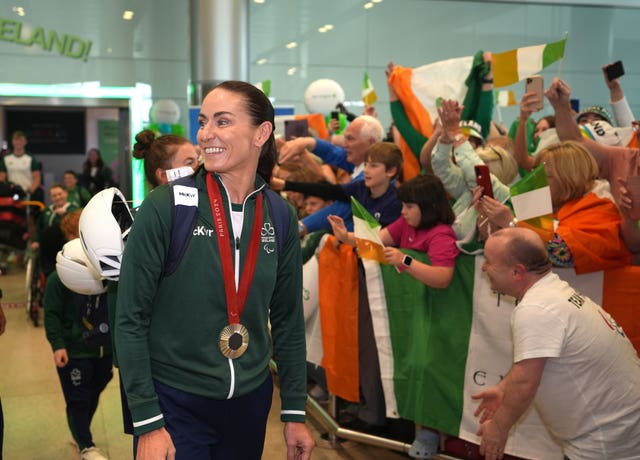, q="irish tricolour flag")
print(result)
[510,164,554,232]
[387,36,567,139]
[492,35,567,88]
[362,72,378,106]
[351,197,386,264]
[308,237,640,457]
